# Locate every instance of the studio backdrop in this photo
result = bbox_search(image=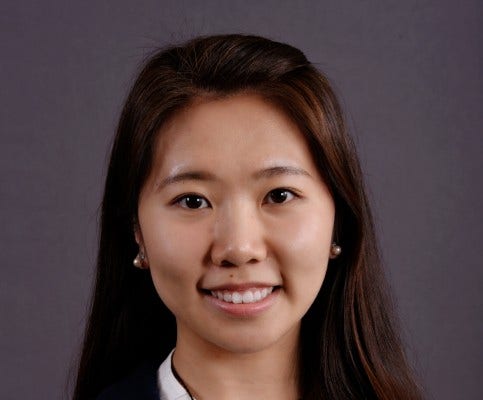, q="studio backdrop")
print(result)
[1,1,481,399]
